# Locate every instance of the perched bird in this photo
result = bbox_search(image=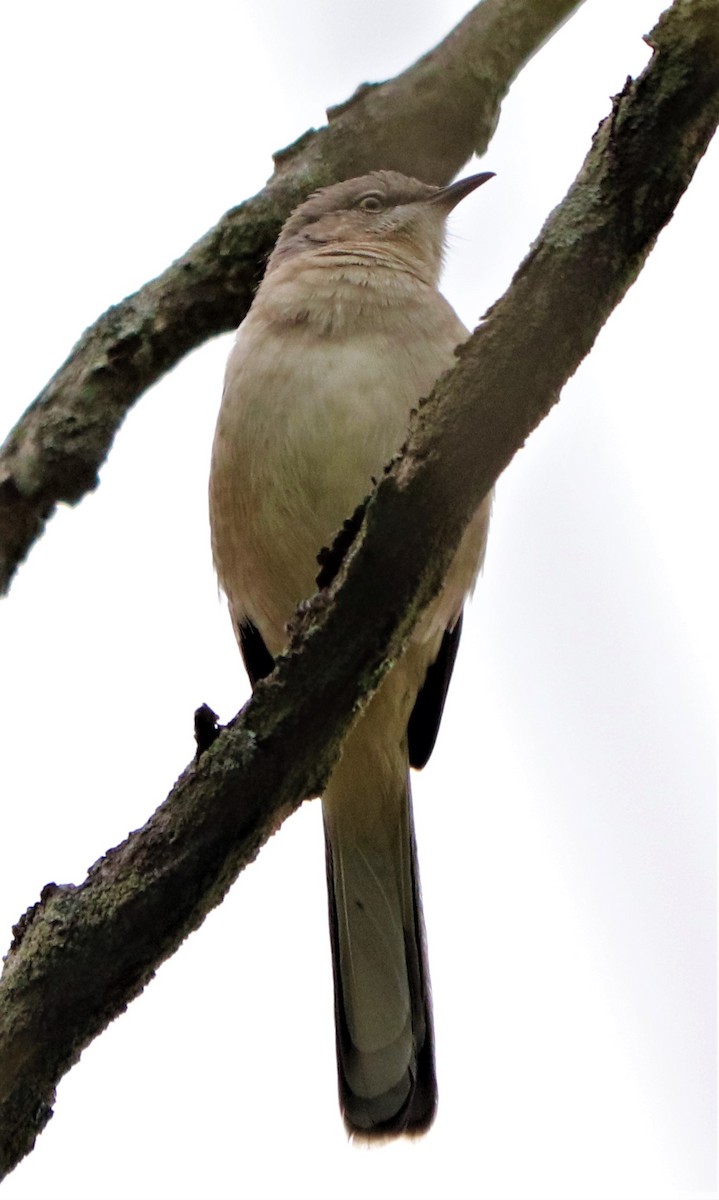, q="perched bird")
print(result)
[209,169,493,1137]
